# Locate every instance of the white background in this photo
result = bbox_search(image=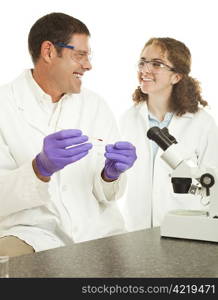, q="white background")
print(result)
[0,0,218,122]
